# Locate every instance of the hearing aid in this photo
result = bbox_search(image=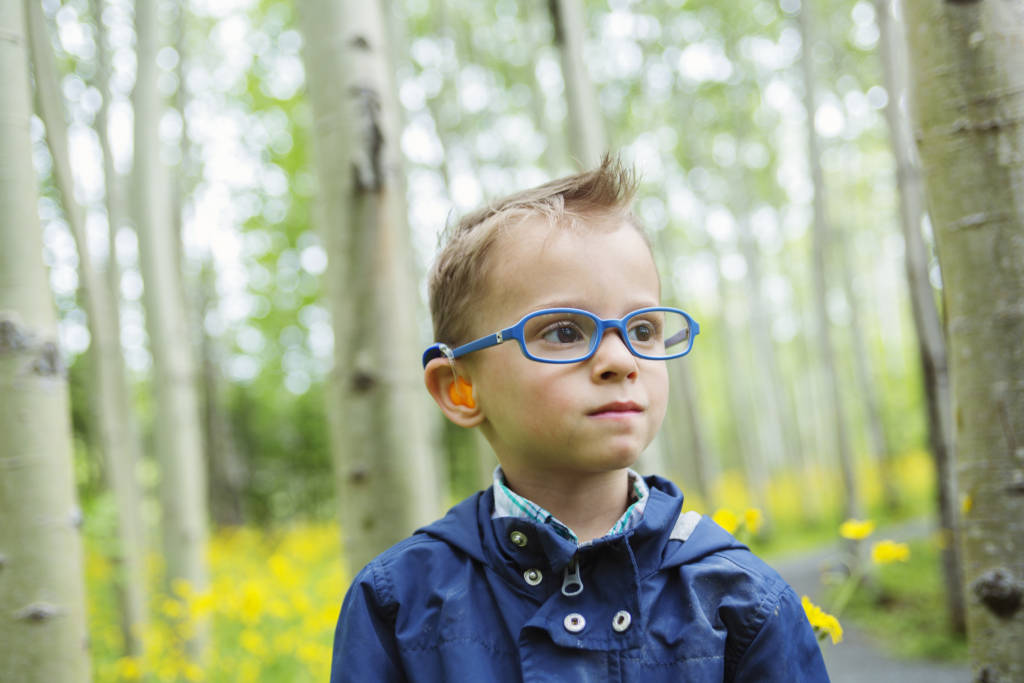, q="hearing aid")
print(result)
[448,377,476,409]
